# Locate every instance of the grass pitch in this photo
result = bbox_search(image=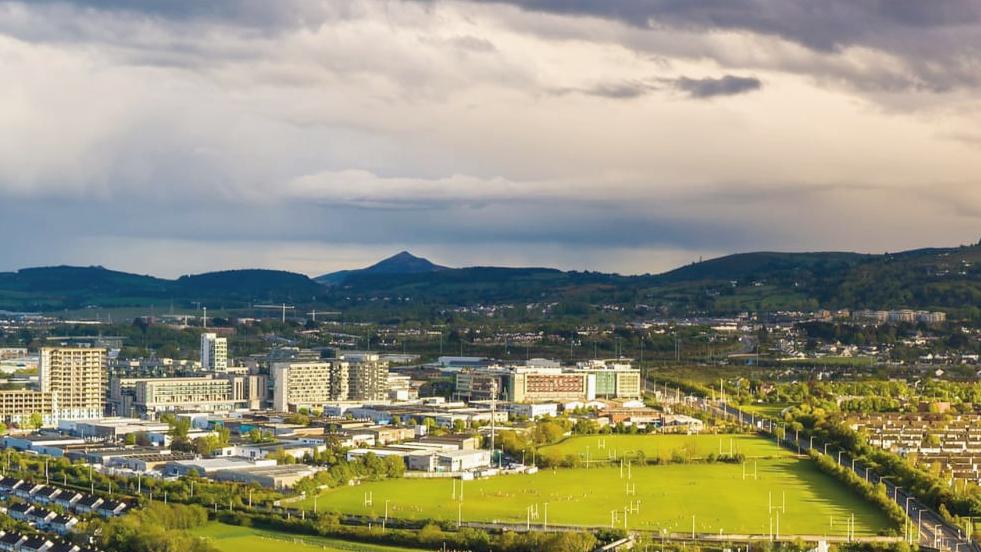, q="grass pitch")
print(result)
[302,456,894,536]
[190,522,422,552]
